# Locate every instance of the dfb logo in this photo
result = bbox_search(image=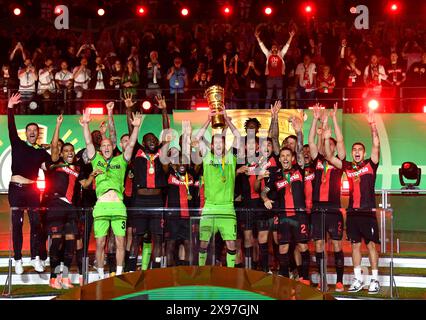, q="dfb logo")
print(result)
[54,5,69,30]
[353,5,369,30]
